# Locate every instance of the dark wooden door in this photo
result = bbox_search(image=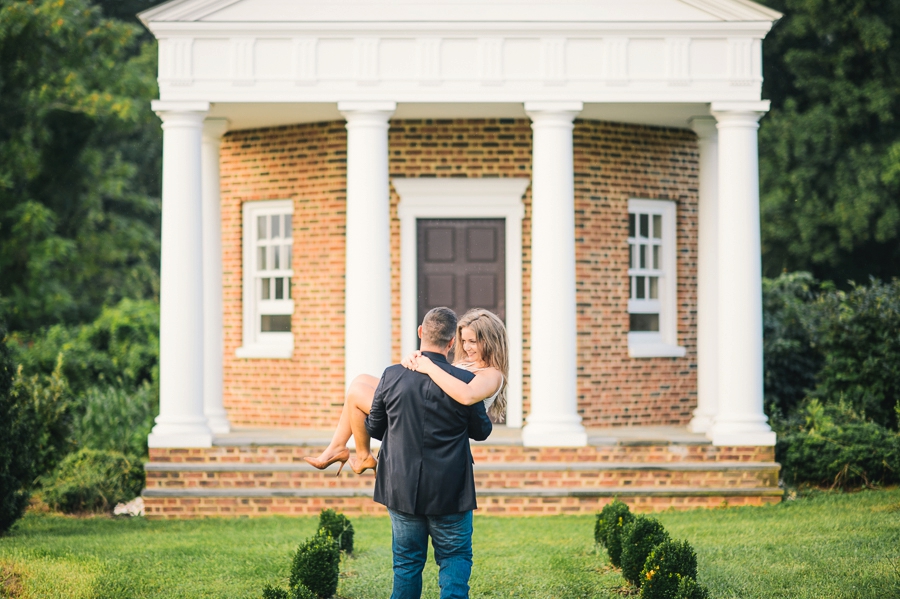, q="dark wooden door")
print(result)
[417,219,506,341]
